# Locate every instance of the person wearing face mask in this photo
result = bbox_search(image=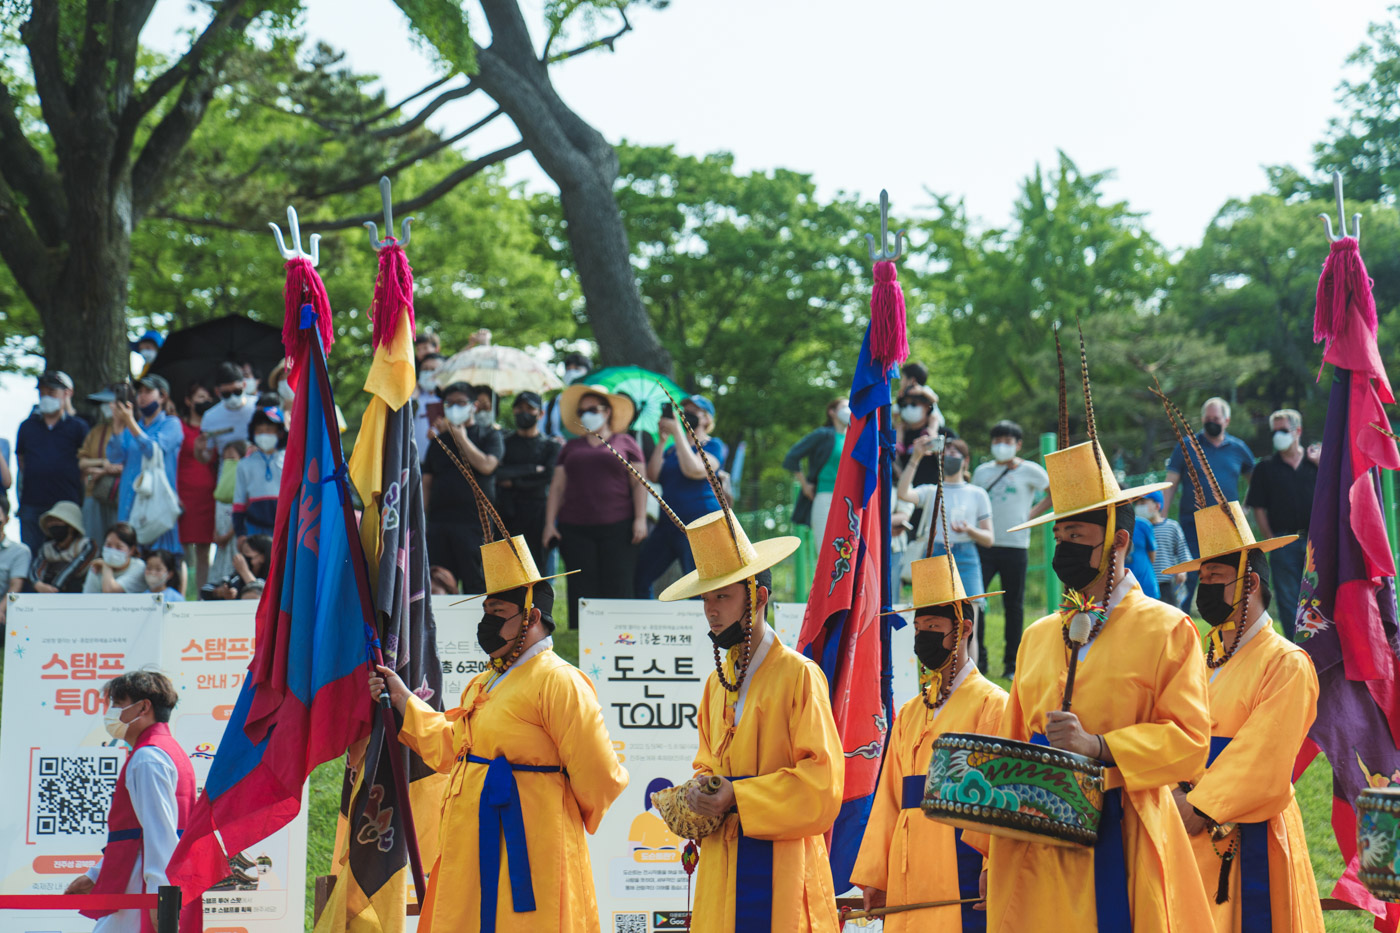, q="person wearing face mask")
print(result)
[1243,409,1320,639]
[66,670,204,933]
[984,341,1212,933]
[1140,490,1192,609]
[24,500,95,593]
[421,382,505,594]
[83,522,149,594]
[897,437,994,668]
[369,533,627,933]
[200,362,257,456]
[651,500,842,933]
[142,548,186,602]
[176,379,219,592]
[232,409,286,541]
[781,397,850,537]
[130,329,163,377]
[15,370,88,556]
[495,391,559,572]
[635,395,729,598]
[107,373,184,552]
[544,385,647,628]
[971,420,1051,677]
[413,352,445,463]
[1163,396,1256,611]
[543,350,593,440]
[1160,498,1323,932]
[851,555,1008,930]
[78,384,127,542]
